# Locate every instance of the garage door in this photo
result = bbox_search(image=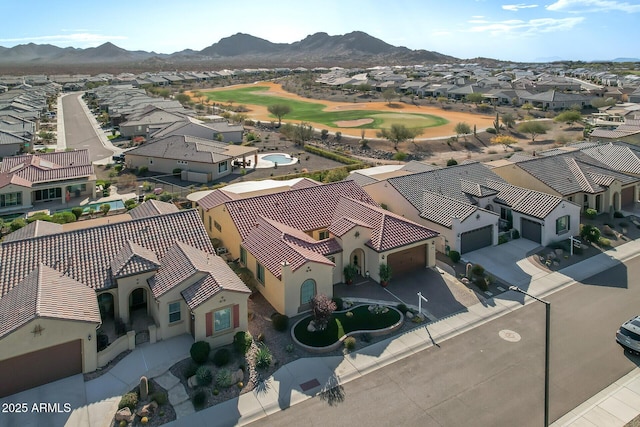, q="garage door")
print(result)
[387,245,426,277]
[622,187,635,207]
[521,218,542,244]
[460,225,493,254]
[0,340,82,398]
